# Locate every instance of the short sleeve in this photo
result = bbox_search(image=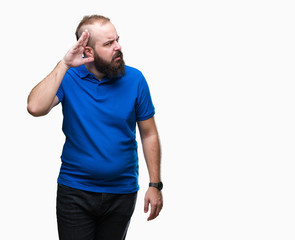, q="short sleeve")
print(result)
[135,74,155,121]
[56,81,64,103]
